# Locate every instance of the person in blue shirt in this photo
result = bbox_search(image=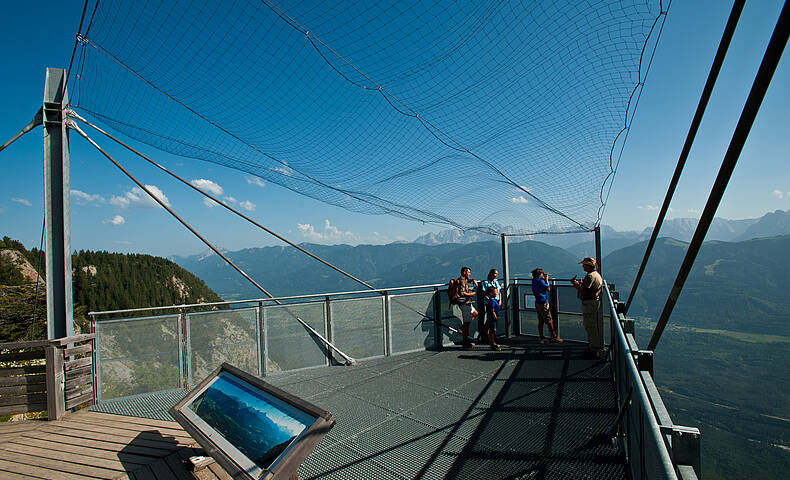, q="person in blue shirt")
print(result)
[531,268,562,344]
[479,269,502,342]
[483,286,502,351]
